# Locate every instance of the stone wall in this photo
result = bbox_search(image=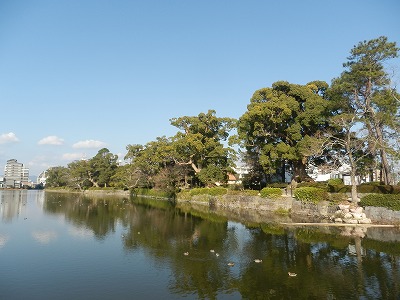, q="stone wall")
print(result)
[364,206,400,225]
[194,194,400,225]
[214,194,292,212]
